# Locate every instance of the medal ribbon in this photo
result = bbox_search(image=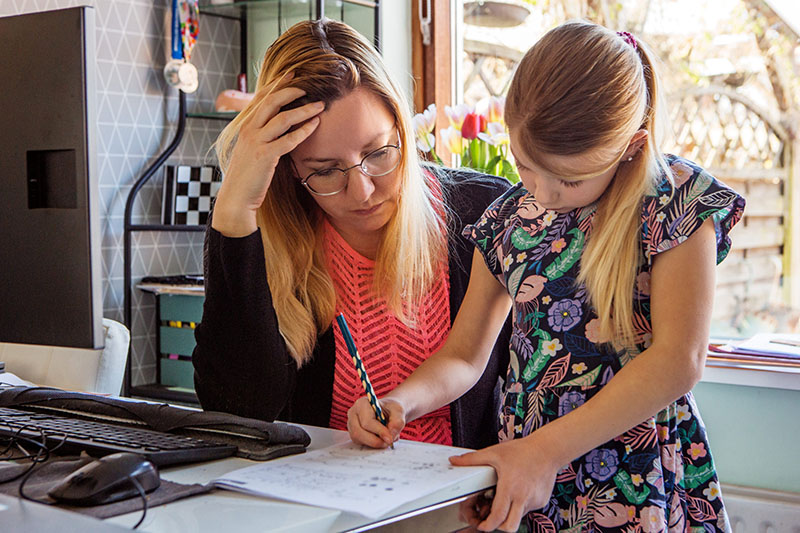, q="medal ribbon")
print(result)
[170,0,182,60]
[179,0,200,63]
